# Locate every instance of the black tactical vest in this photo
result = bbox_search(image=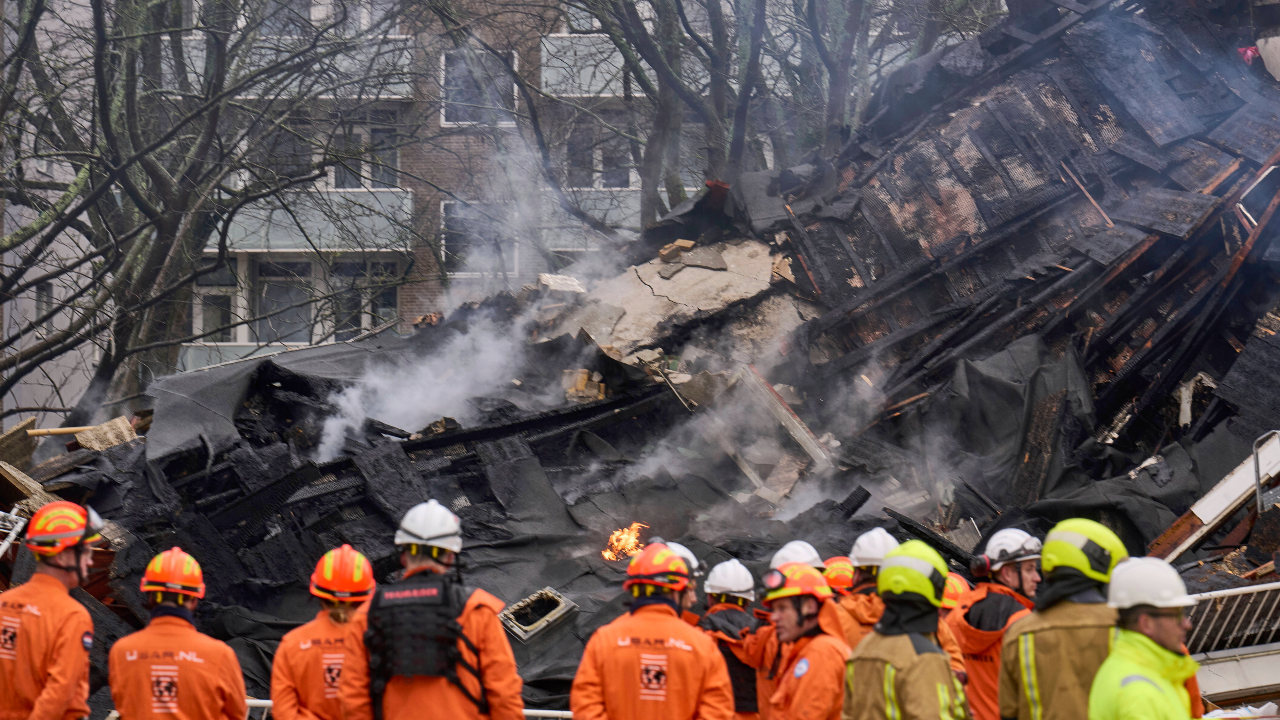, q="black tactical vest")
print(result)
[364,573,488,719]
[699,607,760,713]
